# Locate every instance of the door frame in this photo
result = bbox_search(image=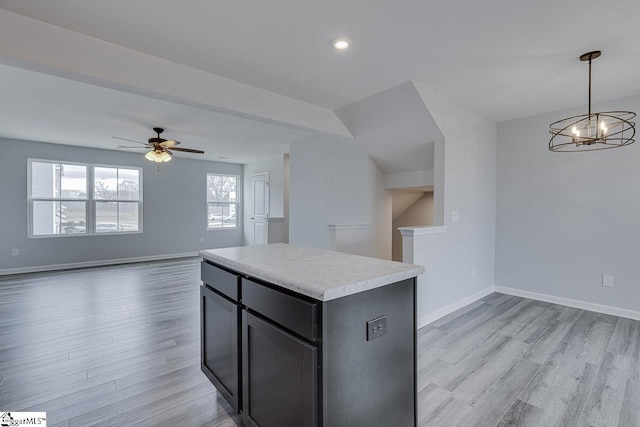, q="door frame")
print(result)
[251,171,270,245]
